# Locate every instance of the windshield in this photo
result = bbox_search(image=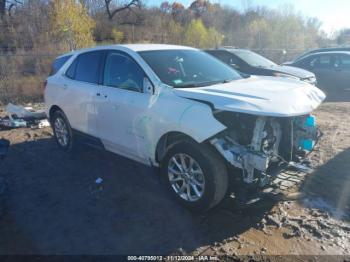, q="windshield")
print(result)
[138,49,242,88]
[233,50,277,68]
